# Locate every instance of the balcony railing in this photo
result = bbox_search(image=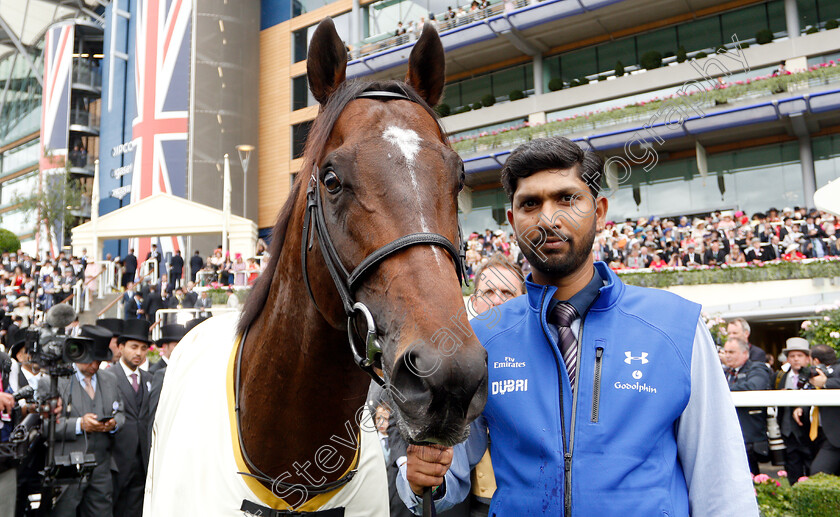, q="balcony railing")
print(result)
[69,109,99,131]
[68,149,94,170]
[353,0,527,59]
[72,58,102,90]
